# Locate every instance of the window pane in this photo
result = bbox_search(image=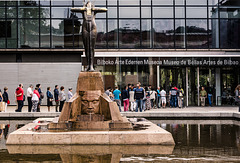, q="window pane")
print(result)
[175,7,185,18]
[52,7,72,18]
[0,20,6,48]
[141,0,151,6]
[40,19,50,48]
[7,7,17,18]
[19,7,39,18]
[51,0,72,6]
[153,7,173,18]
[0,7,5,18]
[186,19,208,49]
[220,8,240,18]
[7,1,16,6]
[119,0,139,5]
[119,19,140,48]
[186,7,207,18]
[119,7,140,18]
[19,19,39,48]
[40,7,50,18]
[108,7,117,18]
[0,2,5,6]
[186,0,207,5]
[52,19,64,48]
[20,1,39,6]
[40,0,50,6]
[73,19,82,48]
[175,0,184,5]
[142,19,152,48]
[108,0,117,6]
[7,19,17,48]
[209,19,219,48]
[153,0,173,5]
[209,0,218,6]
[94,0,106,6]
[108,19,118,48]
[175,19,186,48]
[96,19,107,48]
[153,19,174,48]
[141,7,151,18]
[220,19,240,49]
